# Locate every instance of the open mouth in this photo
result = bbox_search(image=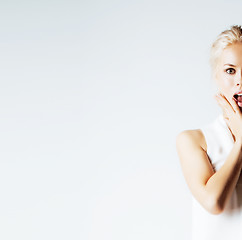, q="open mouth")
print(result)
[233,93,242,101]
[233,93,242,108]
[234,94,239,100]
